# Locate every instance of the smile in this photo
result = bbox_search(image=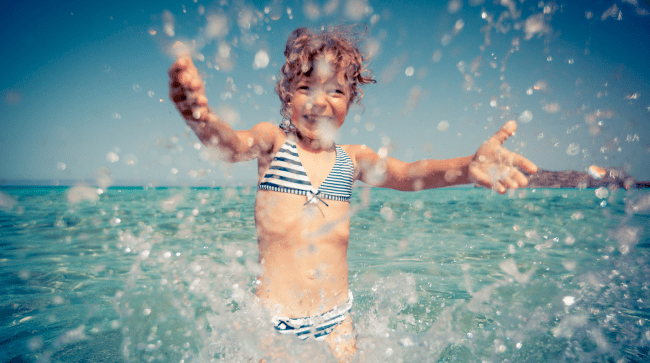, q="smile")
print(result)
[304,115,333,123]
